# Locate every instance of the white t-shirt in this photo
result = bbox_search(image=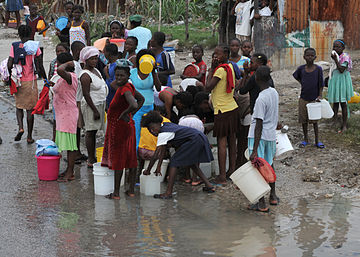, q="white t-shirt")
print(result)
[180,78,198,91]
[234,0,253,36]
[259,6,272,16]
[248,87,279,141]
[74,61,83,102]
